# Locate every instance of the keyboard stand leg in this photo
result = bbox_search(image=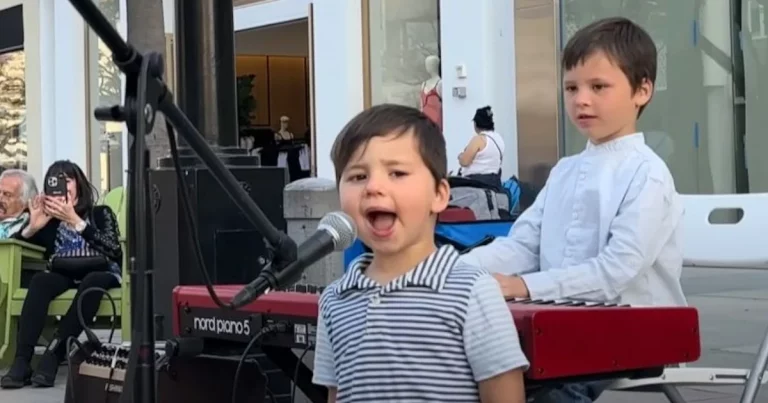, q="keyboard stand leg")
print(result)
[740,325,768,403]
[261,346,327,403]
[661,385,687,403]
